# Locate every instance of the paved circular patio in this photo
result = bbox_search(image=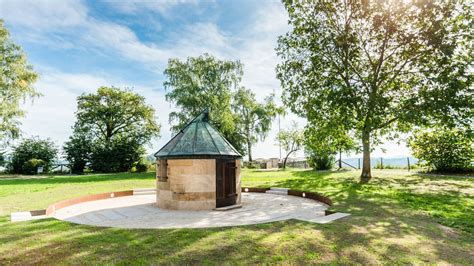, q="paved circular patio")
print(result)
[53,193,328,228]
